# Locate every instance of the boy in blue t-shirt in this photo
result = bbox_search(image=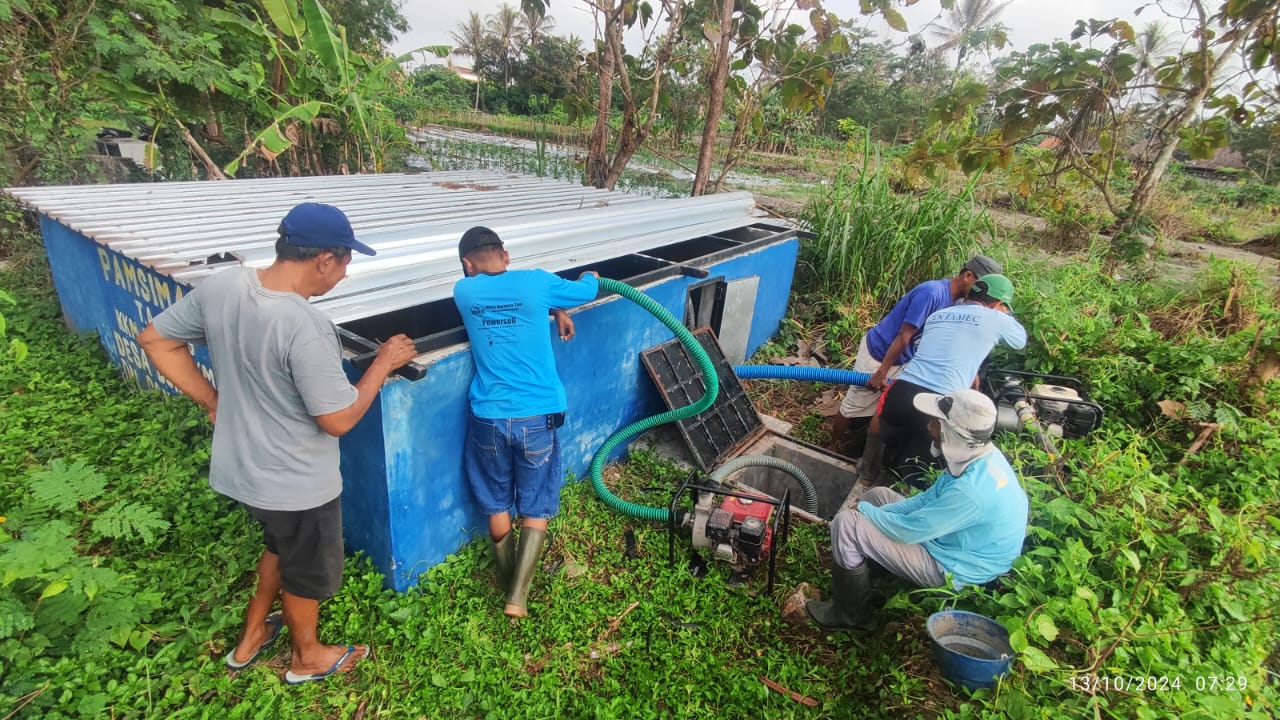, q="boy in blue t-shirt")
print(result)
[453,226,599,619]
